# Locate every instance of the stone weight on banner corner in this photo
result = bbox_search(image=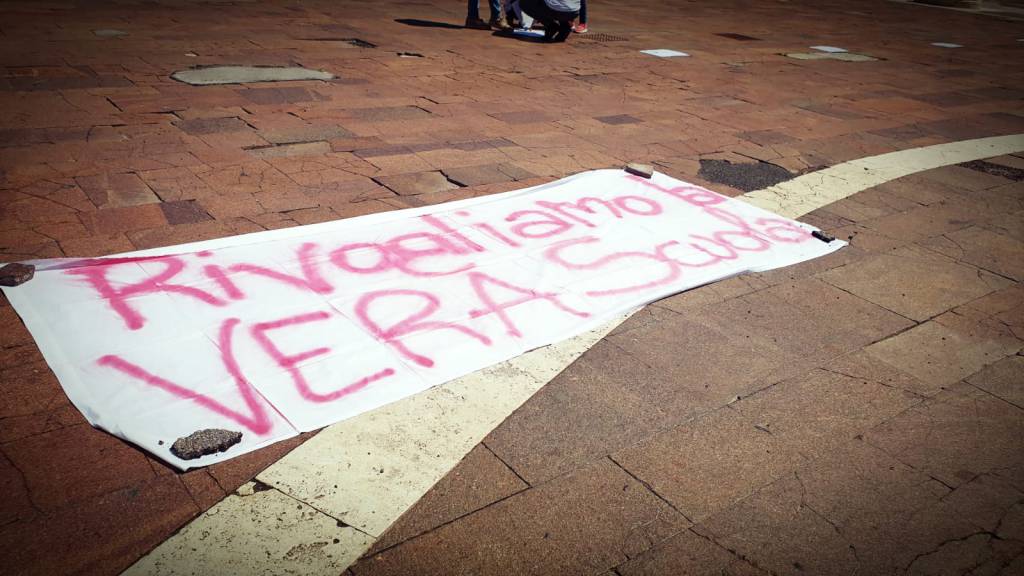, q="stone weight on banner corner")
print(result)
[0,262,35,287]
